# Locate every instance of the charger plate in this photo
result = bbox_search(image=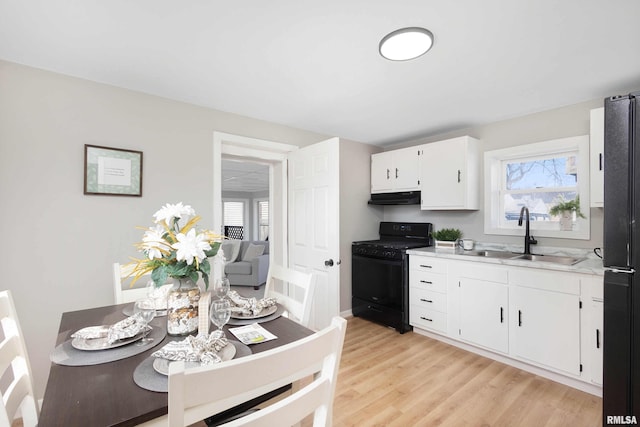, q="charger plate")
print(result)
[71,326,146,351]
[230,304,277,320]
[152,341,237,375]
